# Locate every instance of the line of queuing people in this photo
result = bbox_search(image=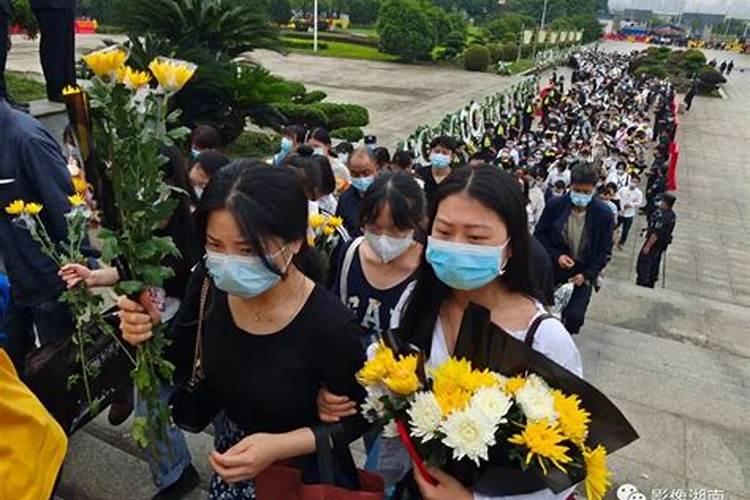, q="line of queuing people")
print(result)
[1,46,677,500]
